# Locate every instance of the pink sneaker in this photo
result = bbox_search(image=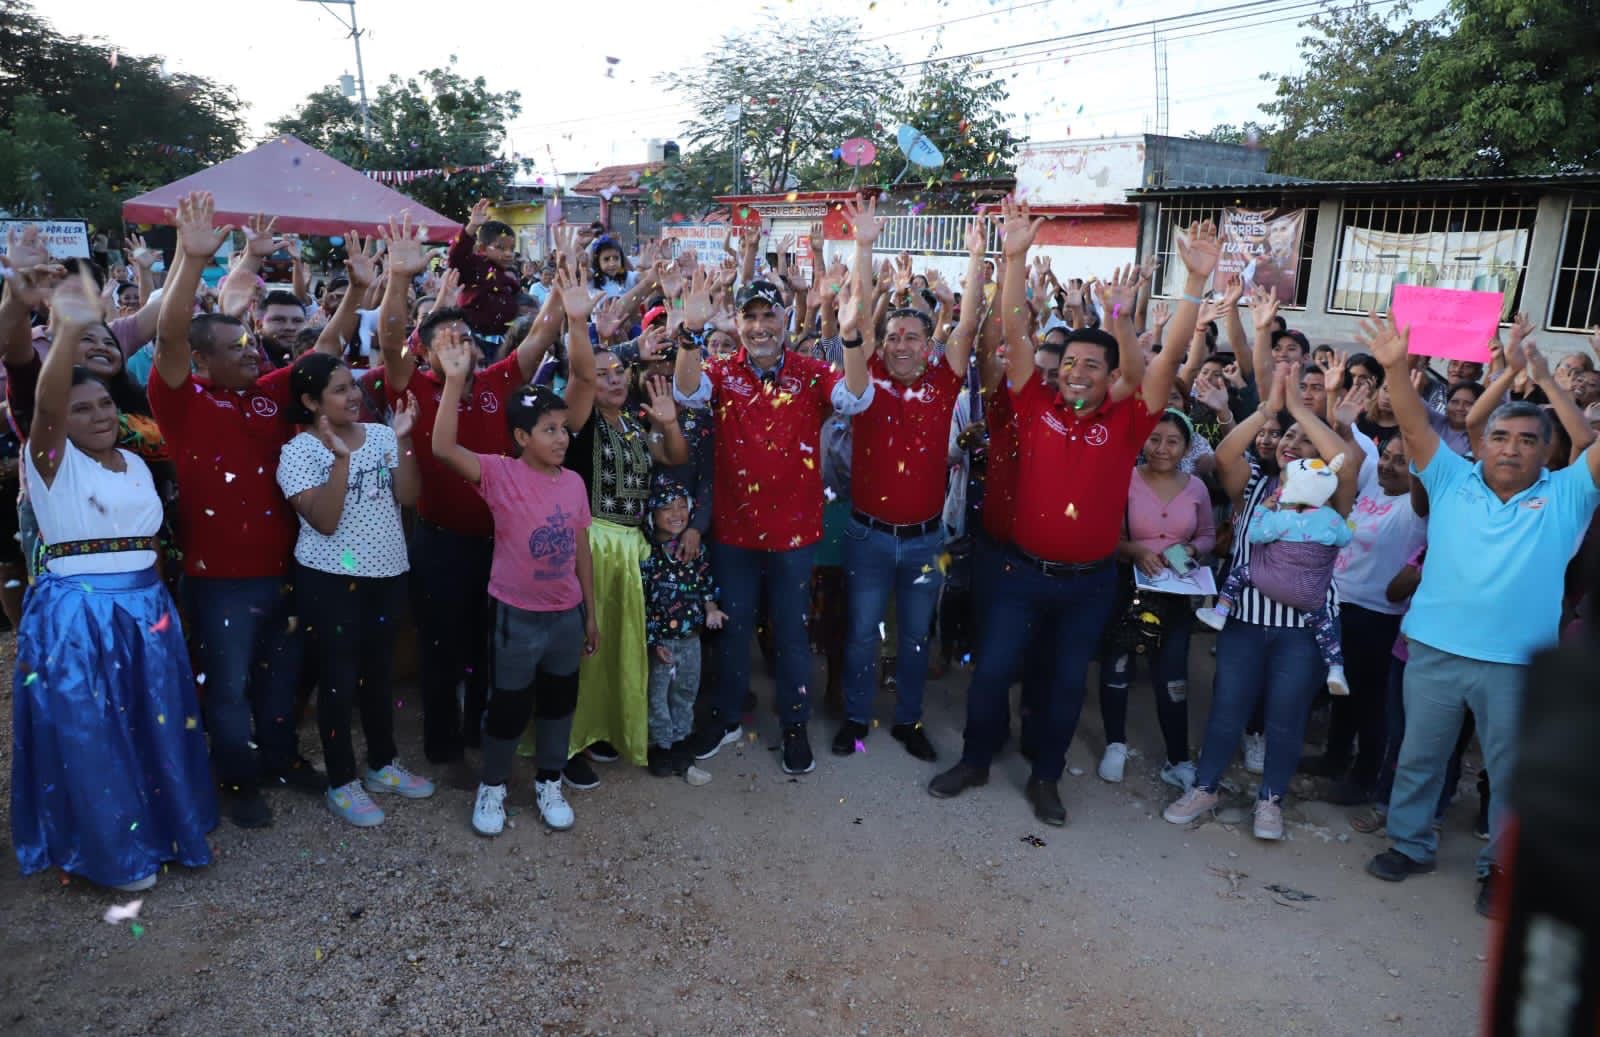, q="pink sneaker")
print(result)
[1163,786,1219,824]
[1253,796,1284,840]
[327,781,384,827]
